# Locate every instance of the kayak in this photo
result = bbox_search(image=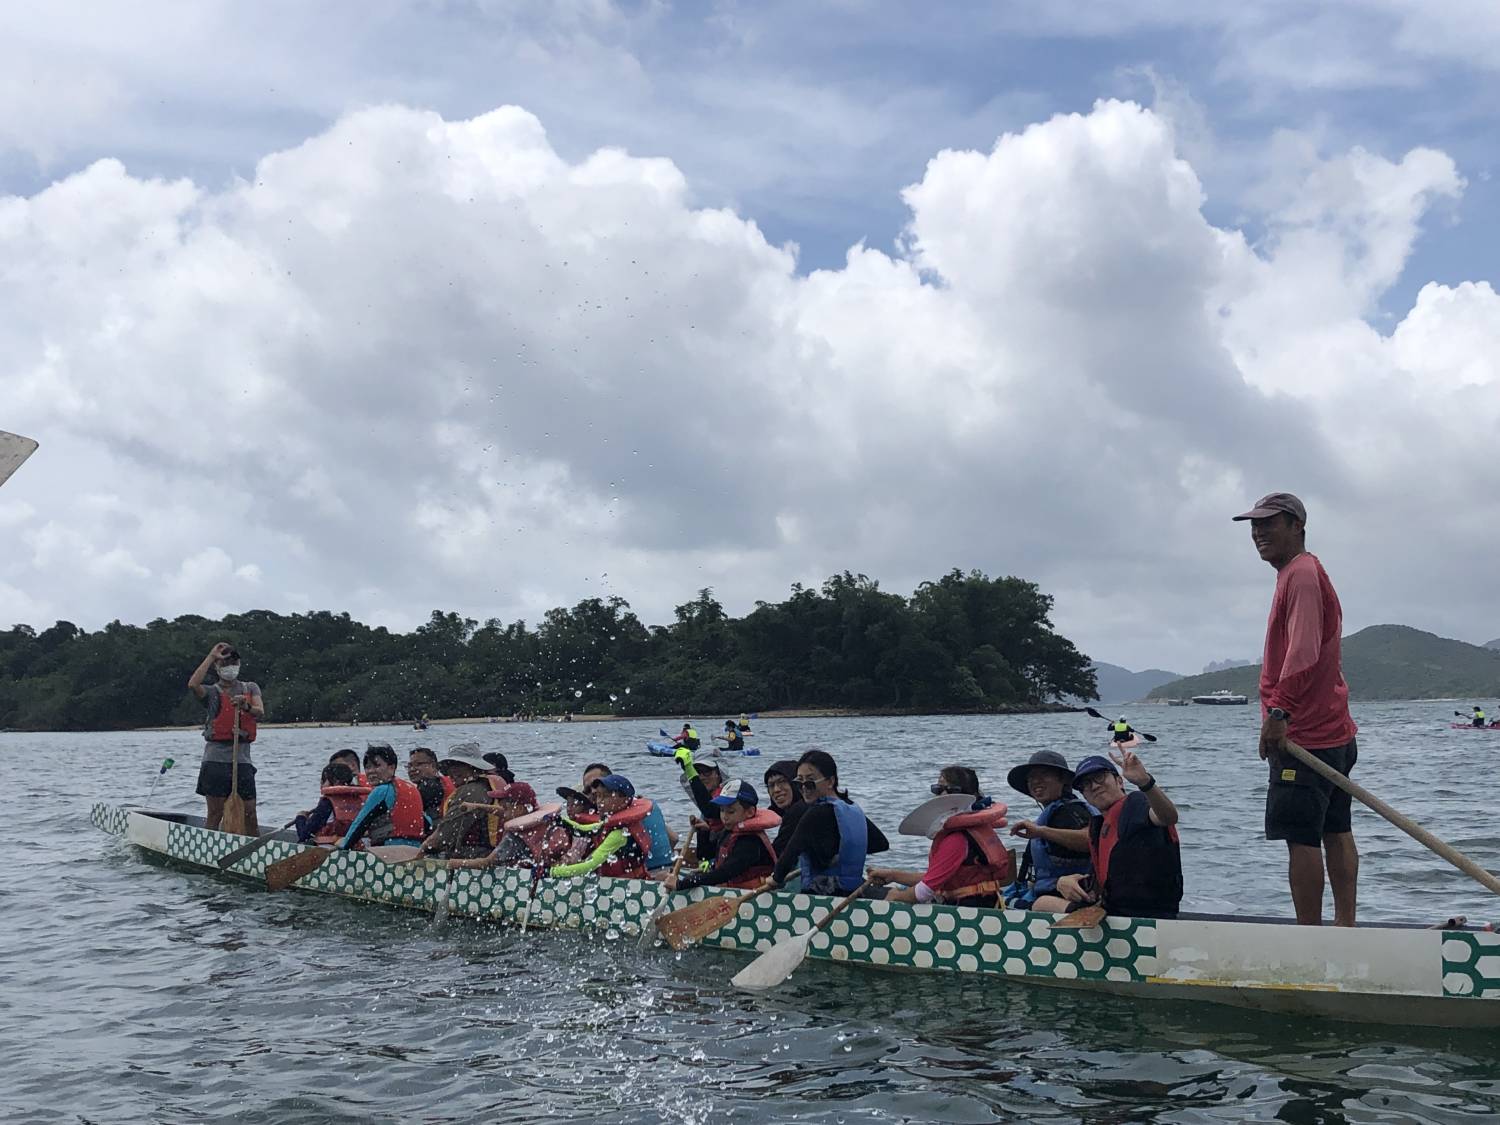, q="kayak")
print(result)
[1109,736,1144,751]
[94,804,1500,1029]
[1450,723,1500,731]
[647,741,760,757]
